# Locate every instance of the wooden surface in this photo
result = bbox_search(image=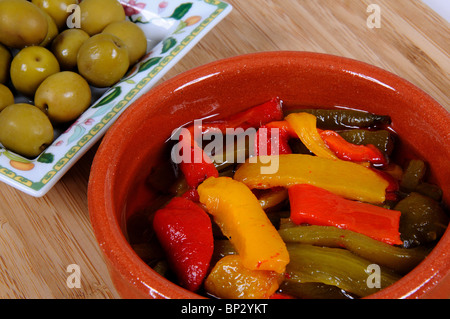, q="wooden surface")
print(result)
[0,0,448,299]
